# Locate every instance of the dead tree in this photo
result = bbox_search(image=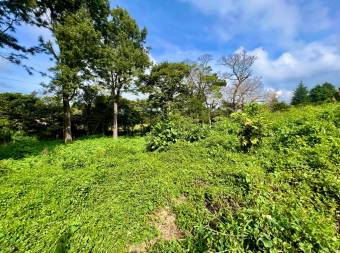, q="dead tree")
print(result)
[220,50,263,110]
